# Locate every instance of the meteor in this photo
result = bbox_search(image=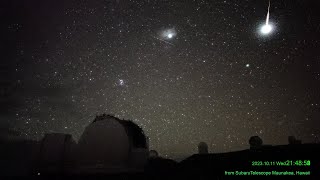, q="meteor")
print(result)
[151,35,174,46]
[266,0,270,25]
[260,0,273,35]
